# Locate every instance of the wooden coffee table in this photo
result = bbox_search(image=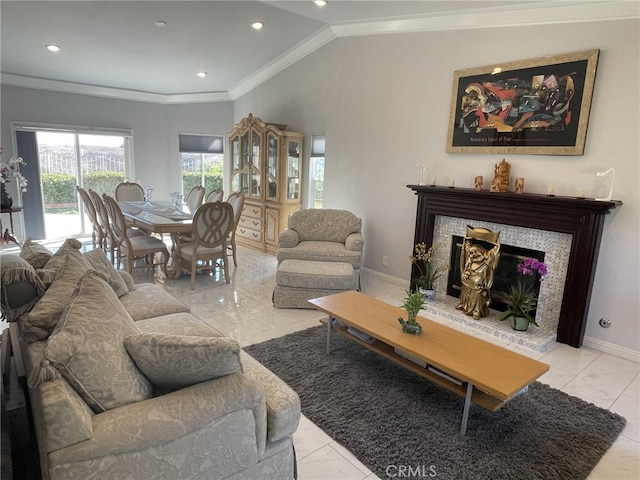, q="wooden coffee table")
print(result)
[308,290,549,434]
